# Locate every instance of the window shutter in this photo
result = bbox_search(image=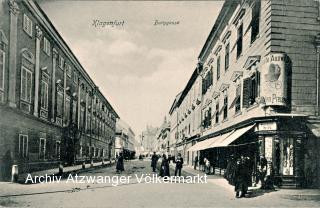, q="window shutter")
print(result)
[242,77,251,108]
